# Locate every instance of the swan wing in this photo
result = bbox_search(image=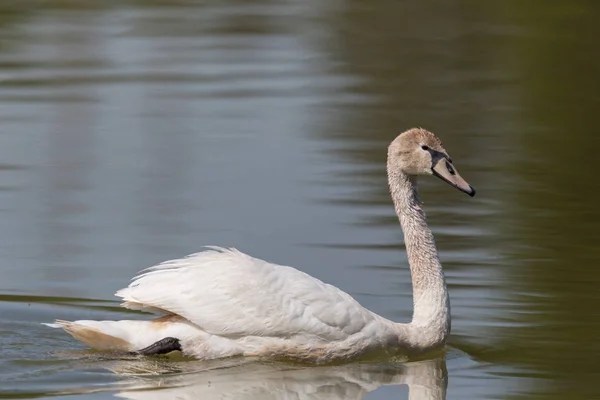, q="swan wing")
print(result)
[115,247,378,341]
